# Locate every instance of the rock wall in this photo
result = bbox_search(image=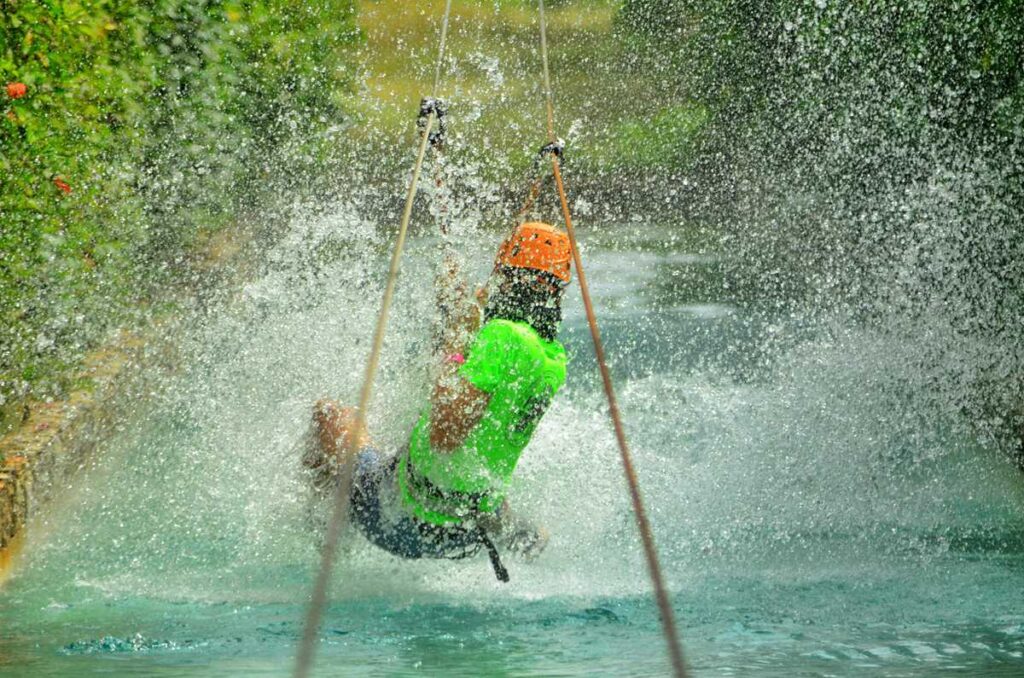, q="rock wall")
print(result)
[0,331,175,582]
